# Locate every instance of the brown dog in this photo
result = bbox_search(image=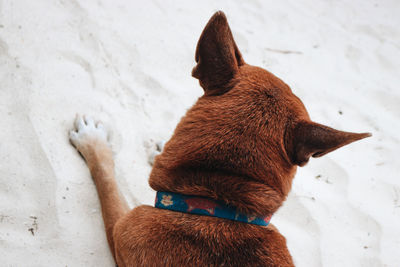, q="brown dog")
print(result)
[70,11,370,267]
